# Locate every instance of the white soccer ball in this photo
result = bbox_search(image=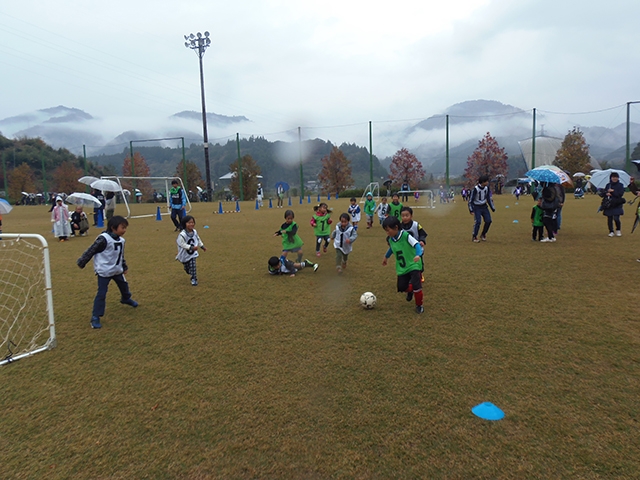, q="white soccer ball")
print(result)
[360,292,377,309]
